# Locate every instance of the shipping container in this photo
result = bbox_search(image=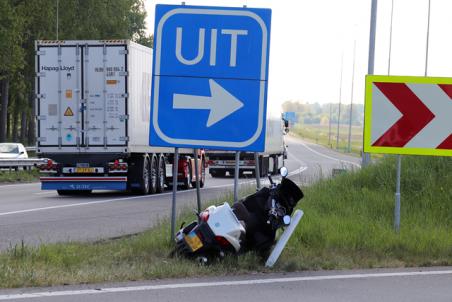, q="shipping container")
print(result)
[36,40,205,195]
